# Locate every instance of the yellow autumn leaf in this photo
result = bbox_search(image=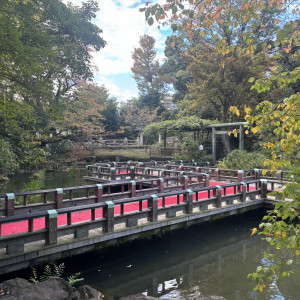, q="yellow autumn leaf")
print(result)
[295,250,300,256]
[251,228,258,236]
[252,127,259,134]
[258,283,265,292]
